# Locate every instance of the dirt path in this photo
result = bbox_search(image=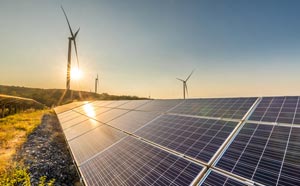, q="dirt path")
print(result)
[15,112,81,186]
